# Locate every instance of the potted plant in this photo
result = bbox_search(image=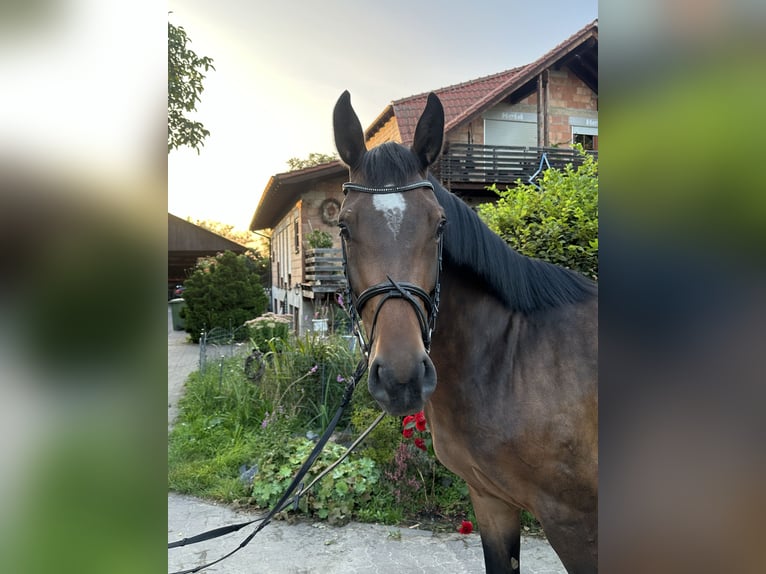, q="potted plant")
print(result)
[306,229,333,249]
